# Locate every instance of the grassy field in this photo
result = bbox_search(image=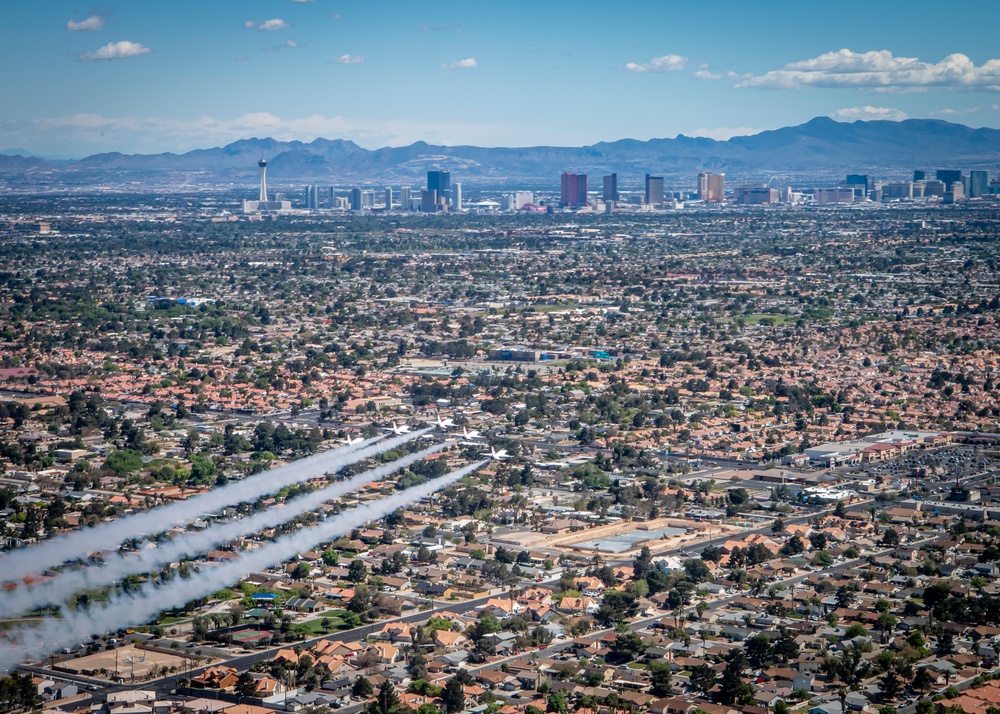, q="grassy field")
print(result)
[291,613,349,636]
[734,314,795,326]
